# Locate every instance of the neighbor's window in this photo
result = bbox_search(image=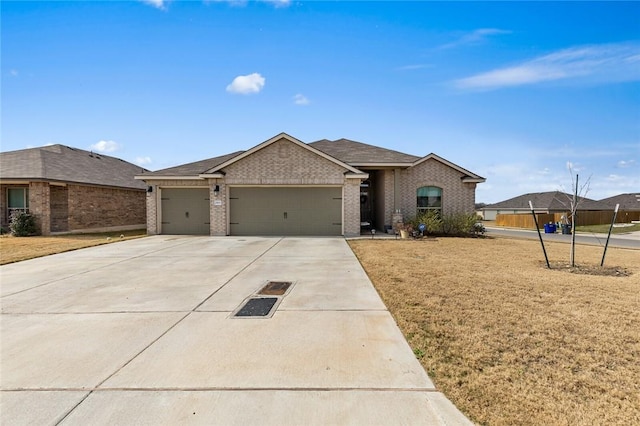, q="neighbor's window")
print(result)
[417,186,442,214]
[7,187,29,216]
